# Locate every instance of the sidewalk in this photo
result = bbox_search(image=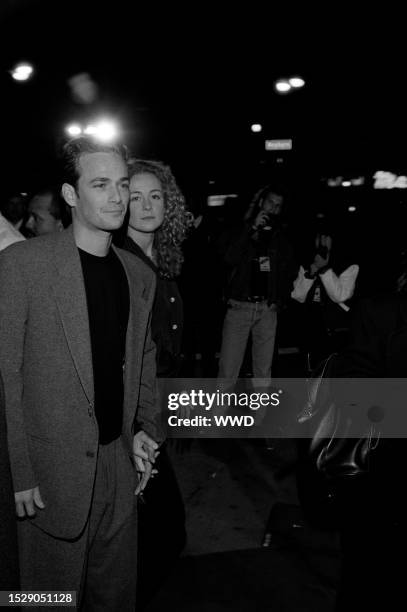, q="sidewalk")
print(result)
[145,438,341,611]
